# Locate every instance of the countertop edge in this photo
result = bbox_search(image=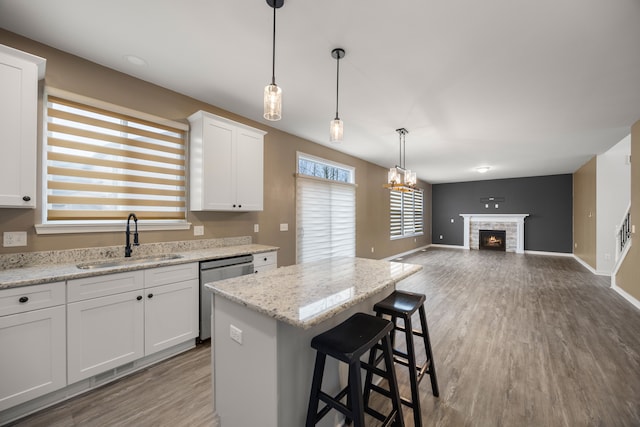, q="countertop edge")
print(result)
[207,261,423,330]
[0,244,279,290]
